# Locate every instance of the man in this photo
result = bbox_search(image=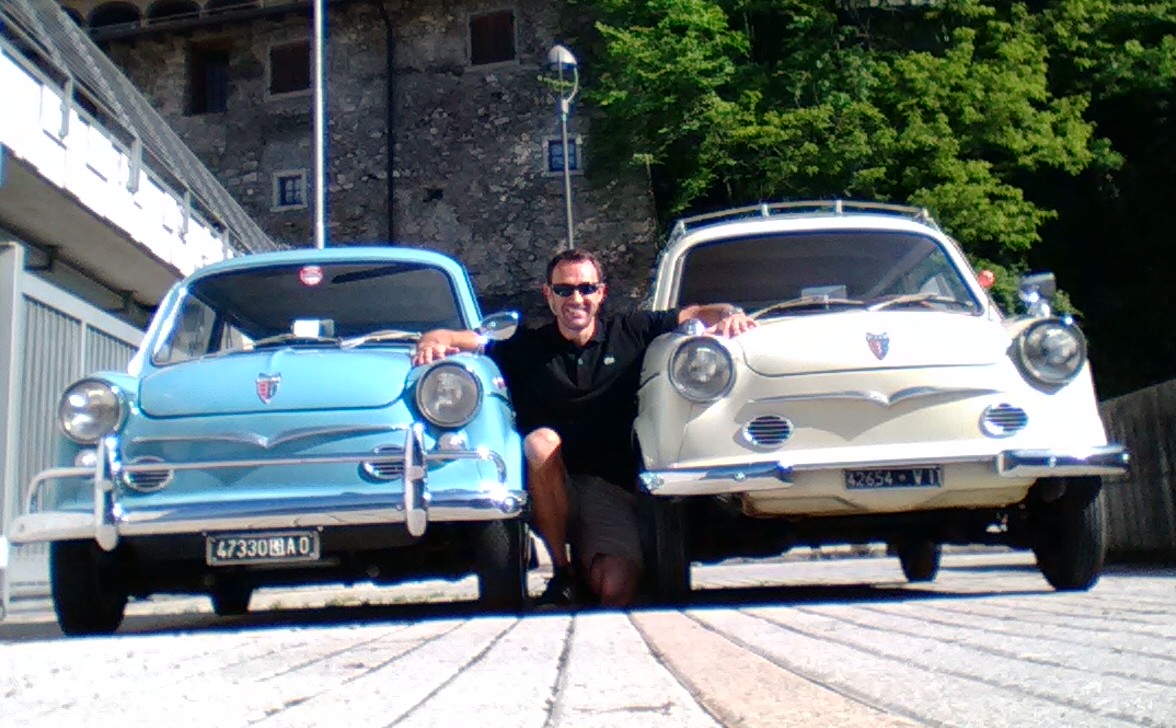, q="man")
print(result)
[413,249,755,608]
